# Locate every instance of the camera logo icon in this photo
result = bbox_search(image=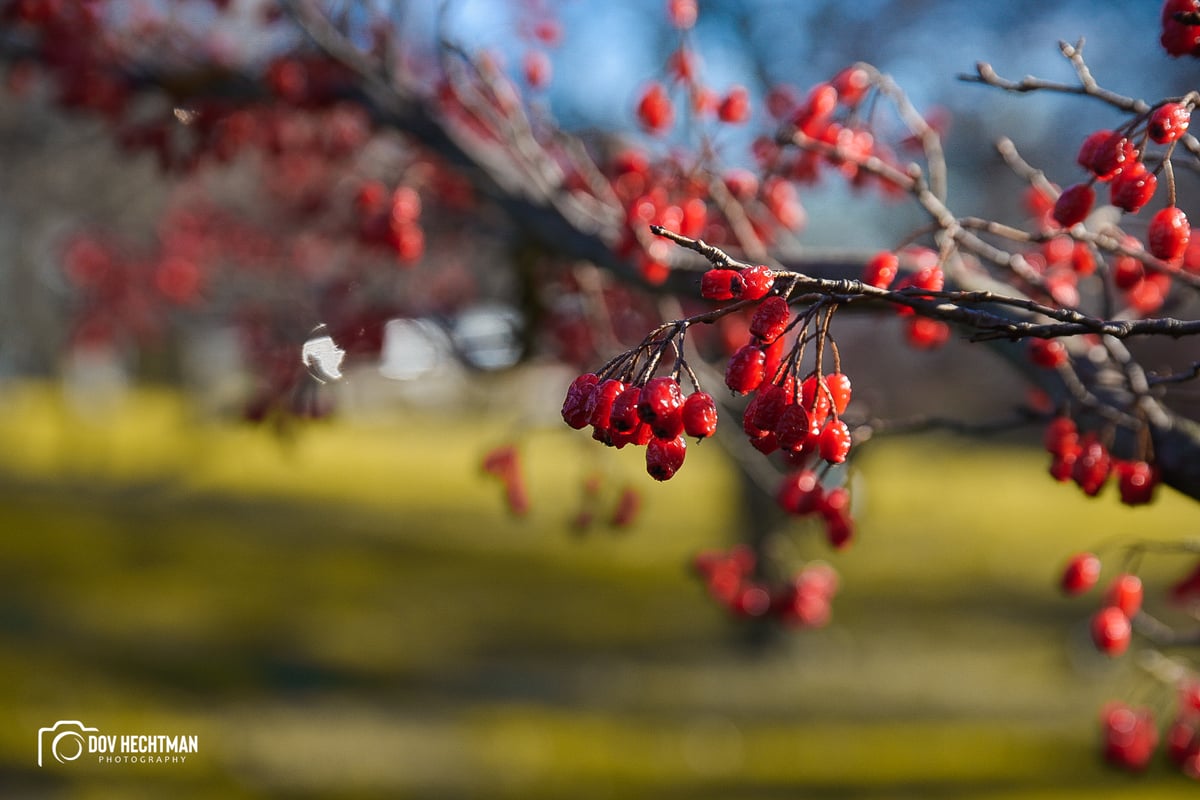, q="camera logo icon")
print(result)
[37,721,98,767]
